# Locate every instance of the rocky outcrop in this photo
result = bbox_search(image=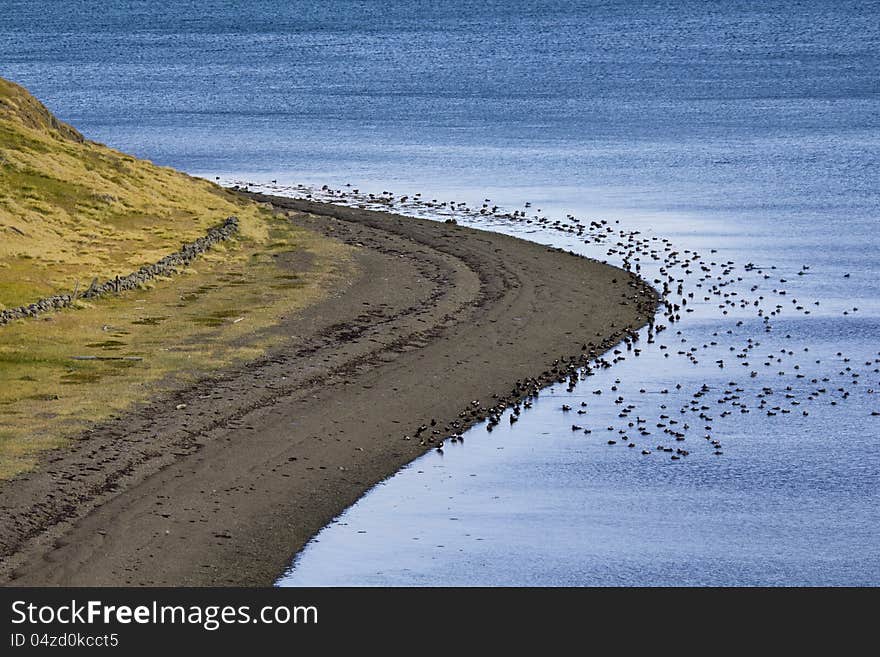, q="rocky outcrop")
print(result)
[0,216,239,326]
